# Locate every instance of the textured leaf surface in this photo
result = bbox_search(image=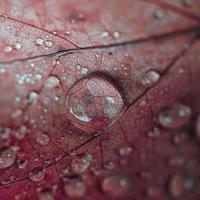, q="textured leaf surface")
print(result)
[0,0,200,200]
